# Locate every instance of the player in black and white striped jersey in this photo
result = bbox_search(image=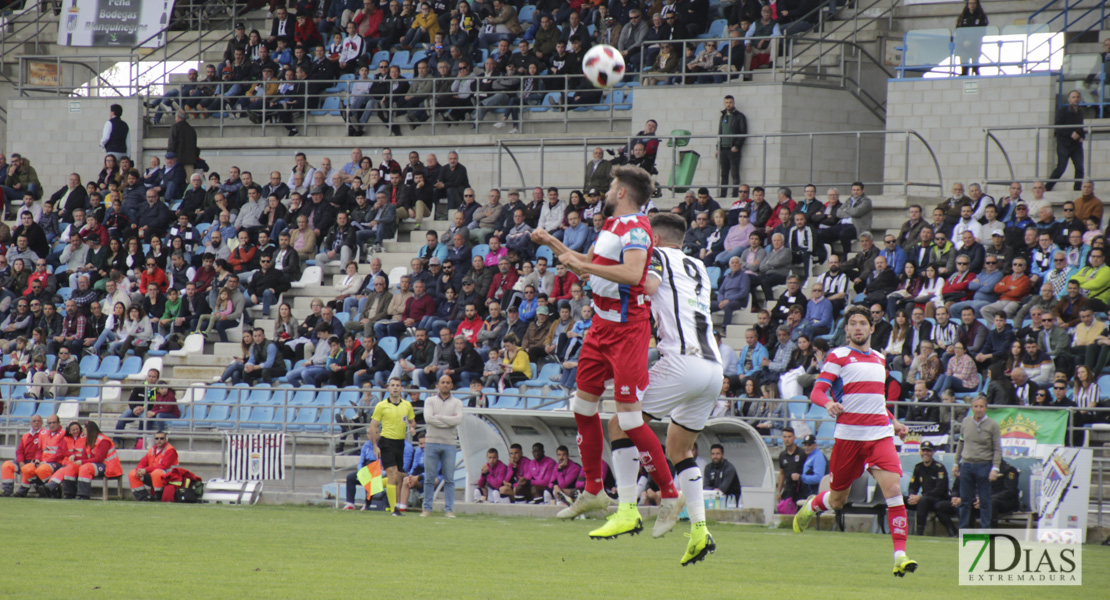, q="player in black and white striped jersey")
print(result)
[602,212,724,566]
